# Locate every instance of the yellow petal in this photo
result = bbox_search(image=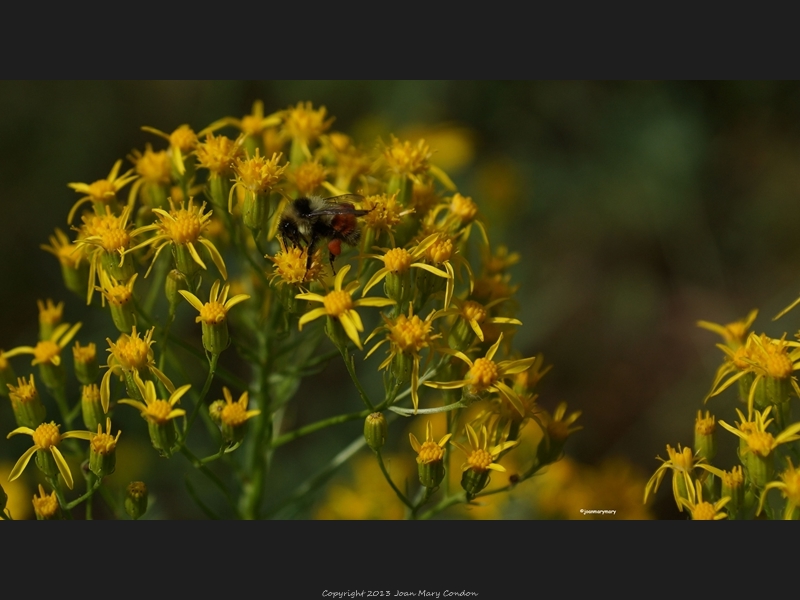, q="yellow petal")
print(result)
[51,446,74,490]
